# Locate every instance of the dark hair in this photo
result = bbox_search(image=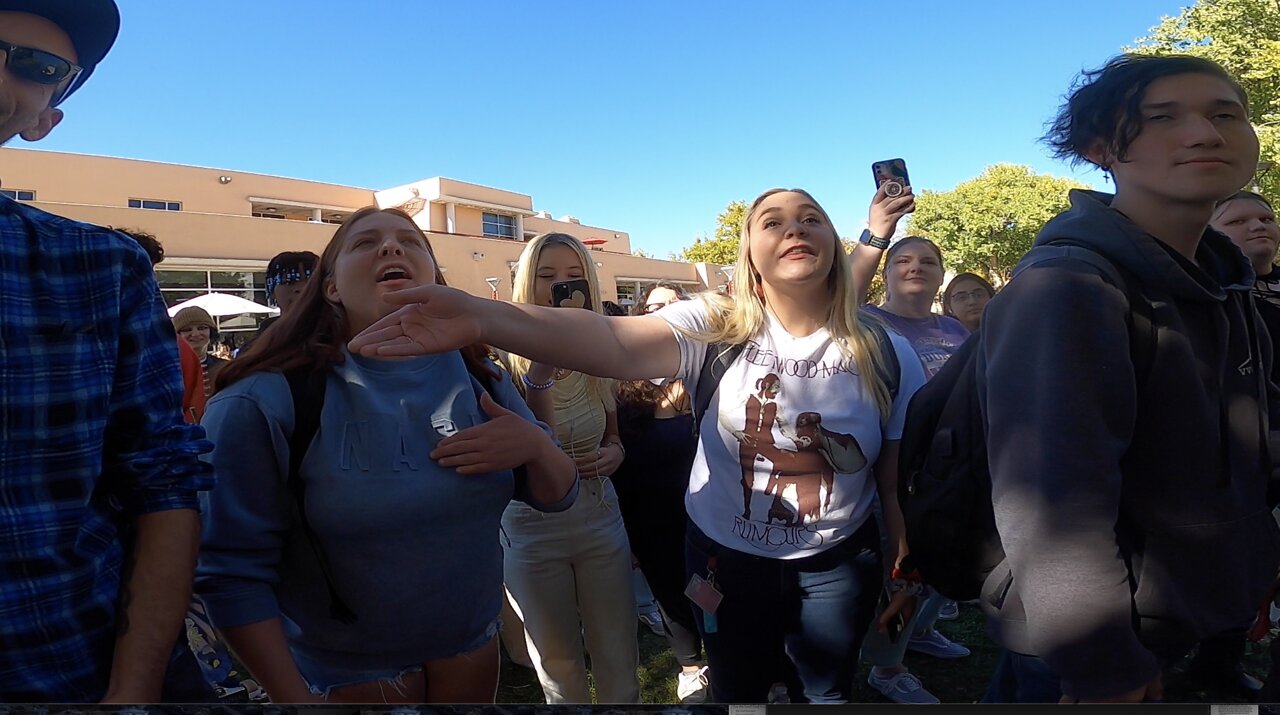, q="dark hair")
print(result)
[115,226,164,266]
[942,273,997,317]
[1216,190,1274,211]
[601,301,628,317]
[1044,54,1248,169]
[215,207,496,392]
[631,281,691,316]
[616,378,689,415]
